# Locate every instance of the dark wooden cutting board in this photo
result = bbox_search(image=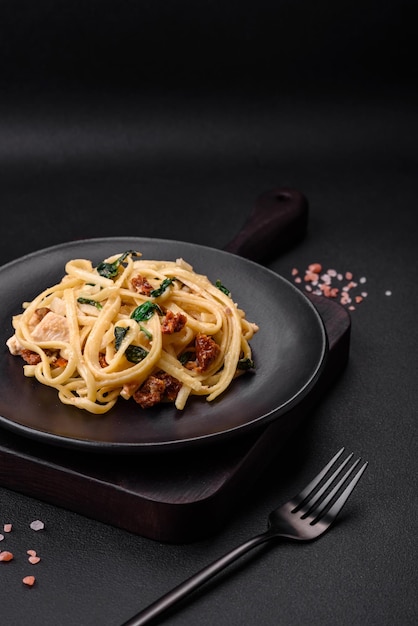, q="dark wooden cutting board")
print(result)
[0,189,351,543]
